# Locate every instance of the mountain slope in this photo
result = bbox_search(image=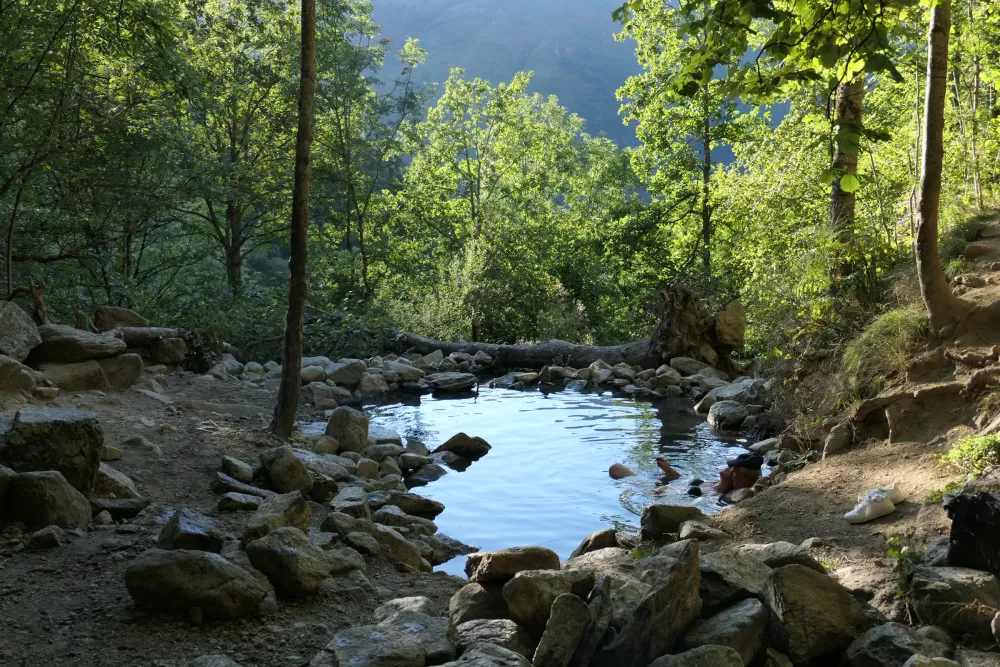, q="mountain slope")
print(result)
[371,0,641,145]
